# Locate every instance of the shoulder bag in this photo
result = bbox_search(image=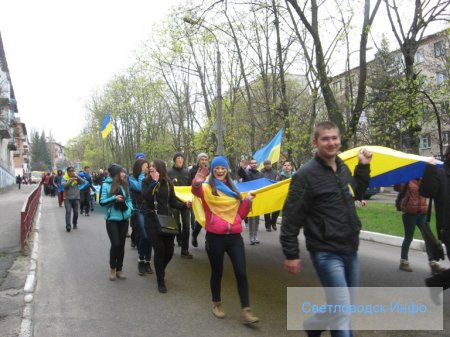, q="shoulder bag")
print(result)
[153,183,179,235]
